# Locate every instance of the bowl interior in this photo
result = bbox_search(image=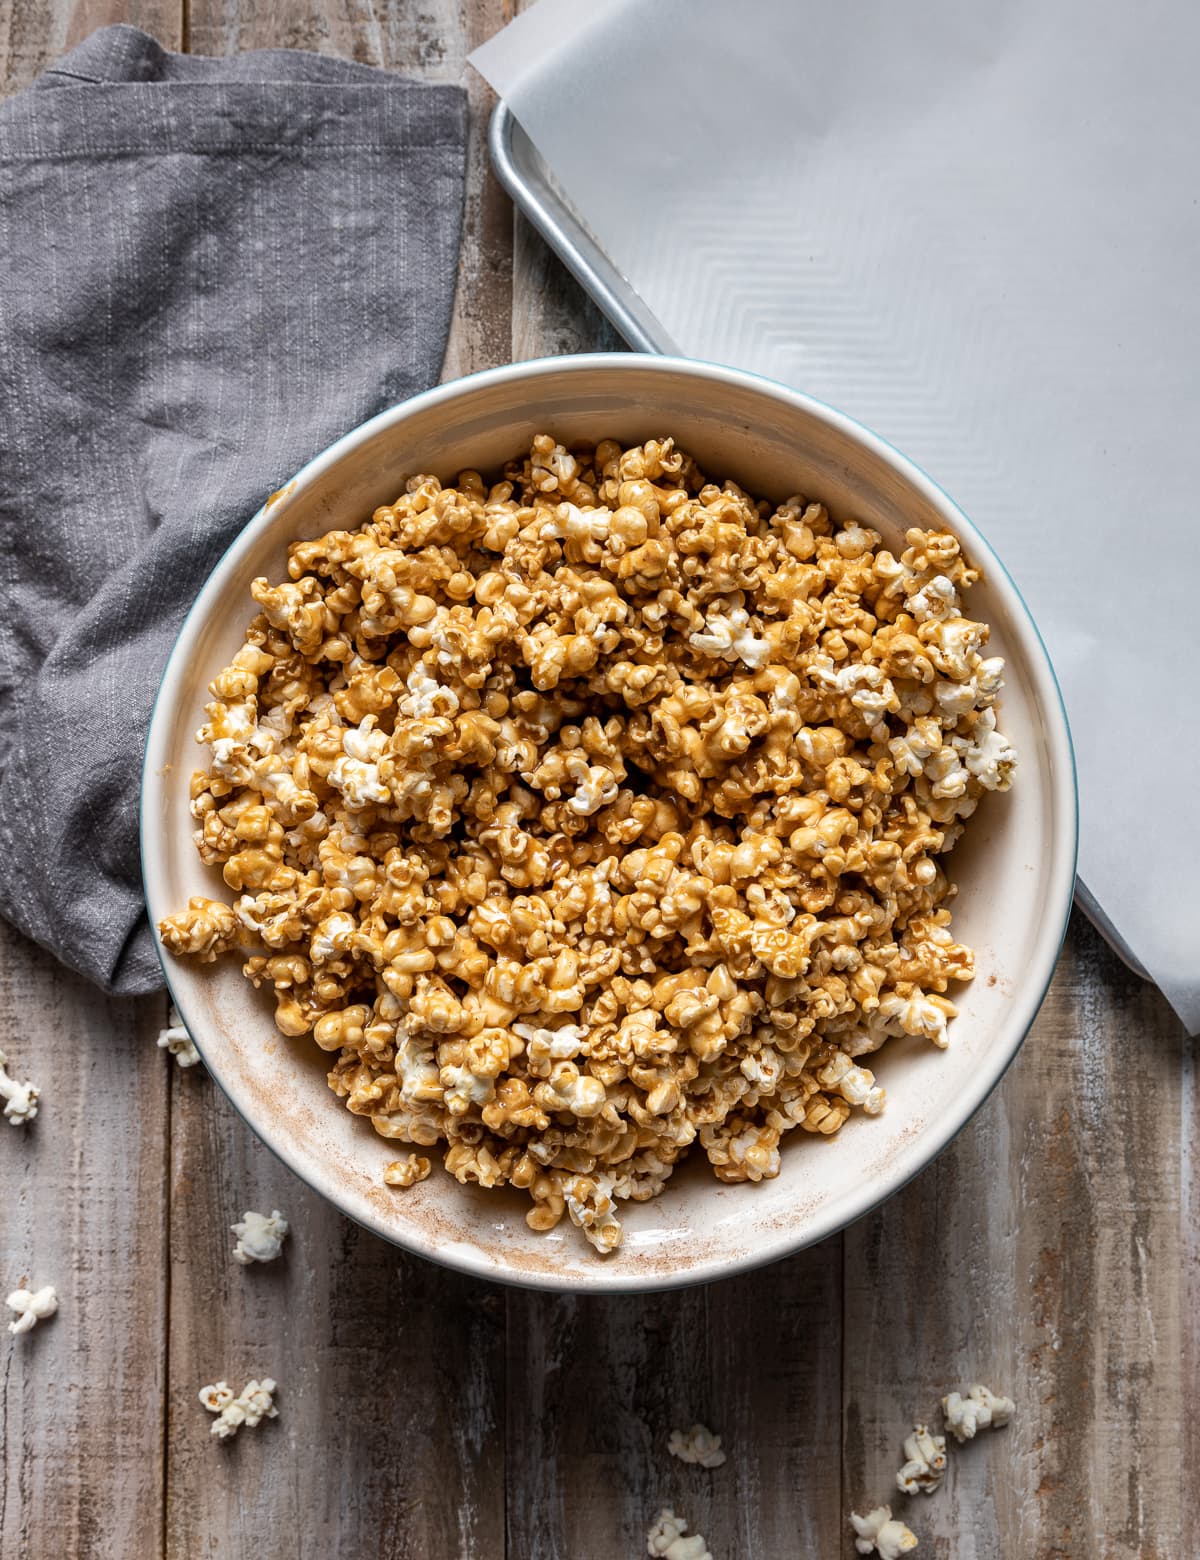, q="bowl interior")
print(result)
[142,356,1076,1292]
